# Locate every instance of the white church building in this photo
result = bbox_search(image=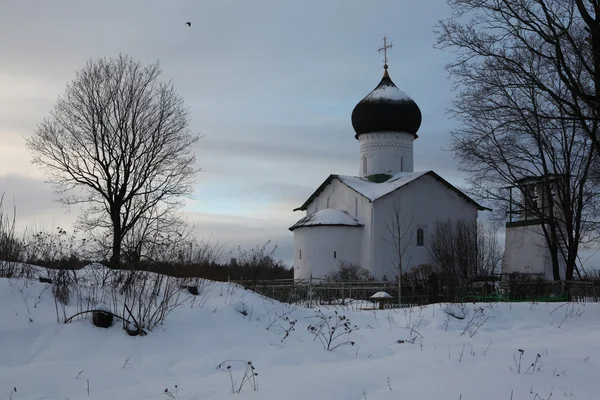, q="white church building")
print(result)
[289,61,489,280]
